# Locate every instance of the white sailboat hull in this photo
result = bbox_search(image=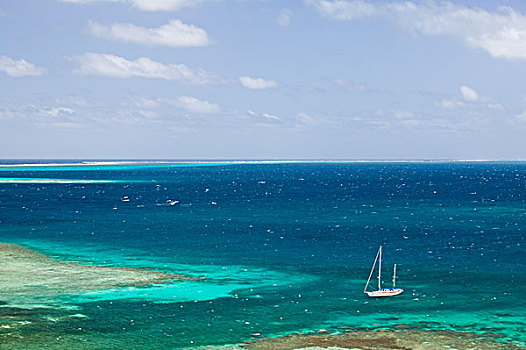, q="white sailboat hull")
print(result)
[365,288,404,298]
[364,246,404,298]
